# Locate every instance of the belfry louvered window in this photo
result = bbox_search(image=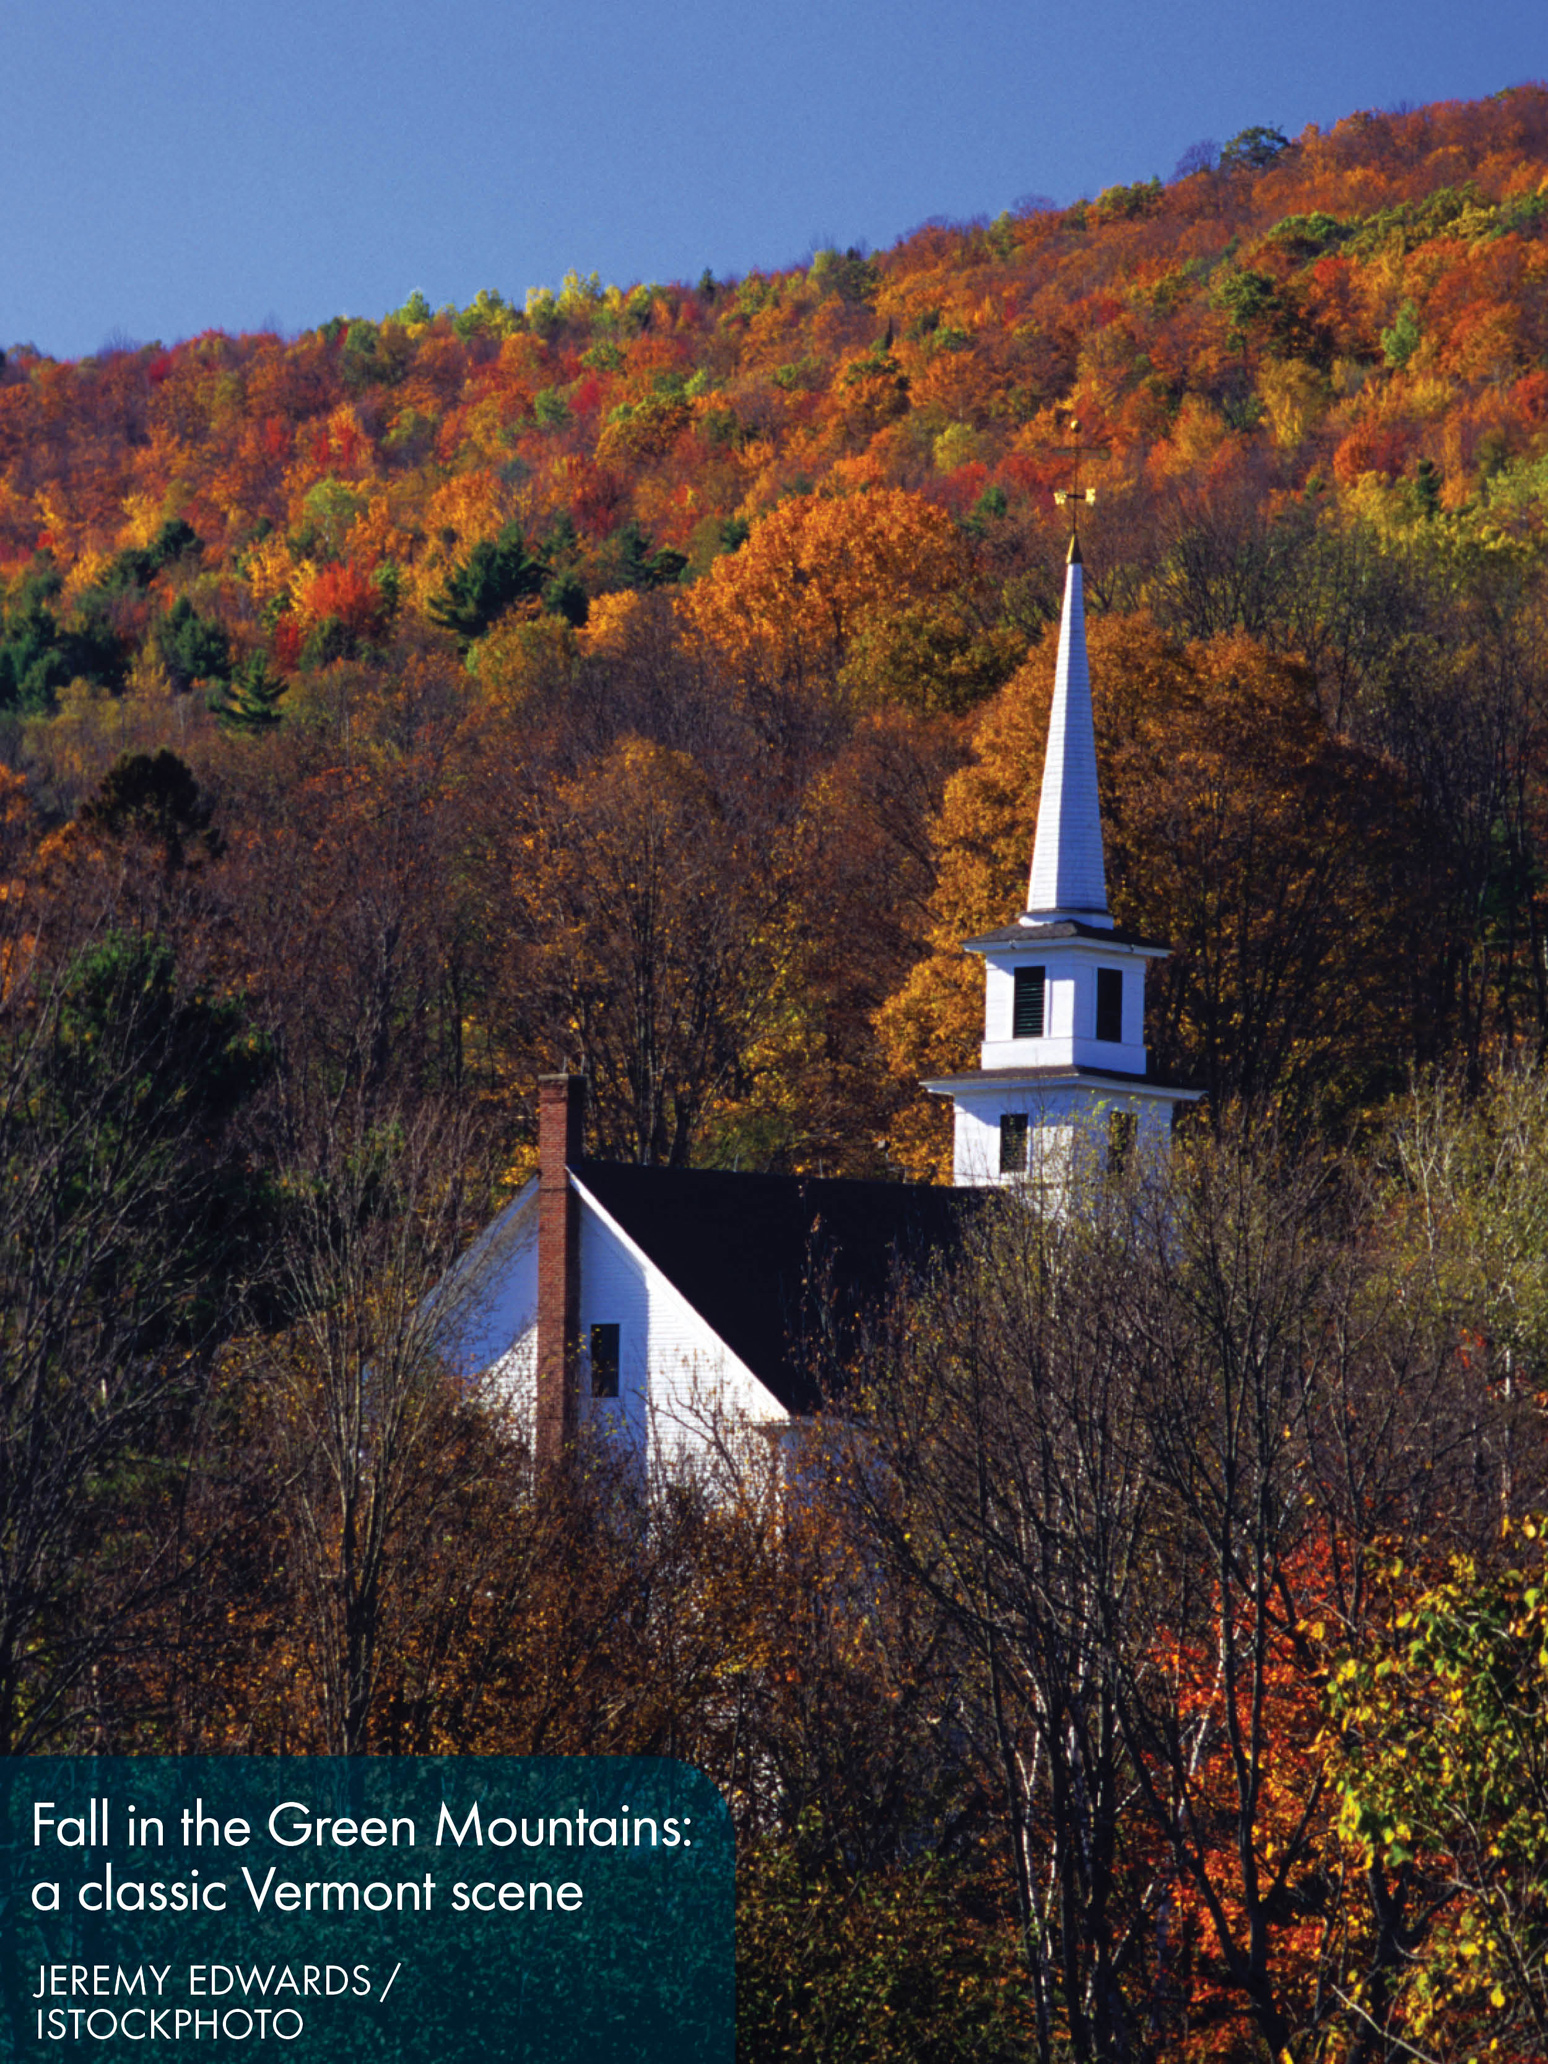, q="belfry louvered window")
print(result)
[1096,967,1123,1043]
[1012,965,1046,1039]
[999,1115,1029,1174]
